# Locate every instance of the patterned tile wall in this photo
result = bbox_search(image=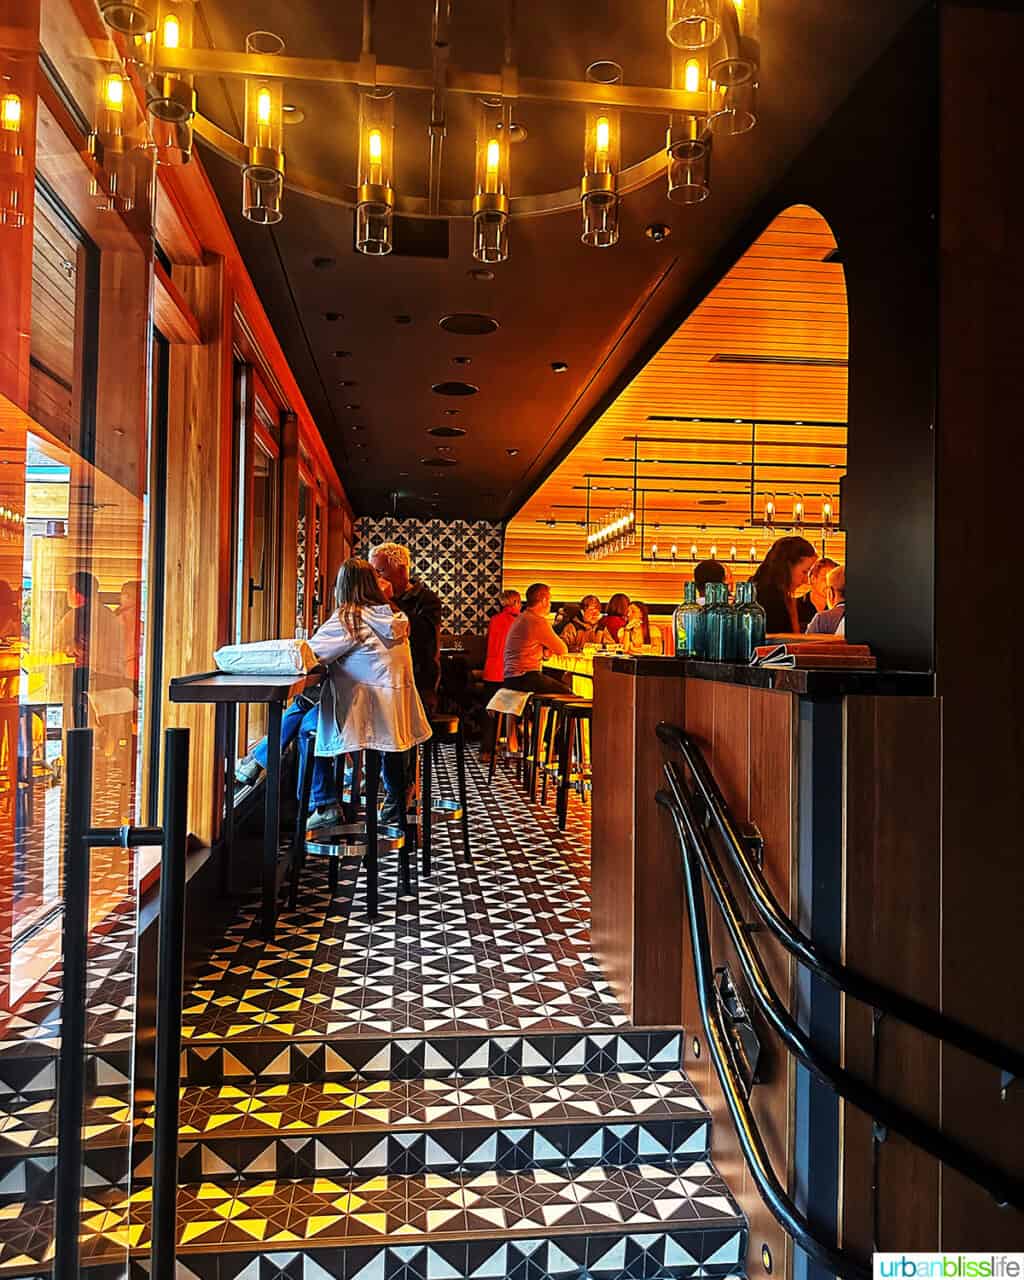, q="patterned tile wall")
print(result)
[354,518,504,635]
